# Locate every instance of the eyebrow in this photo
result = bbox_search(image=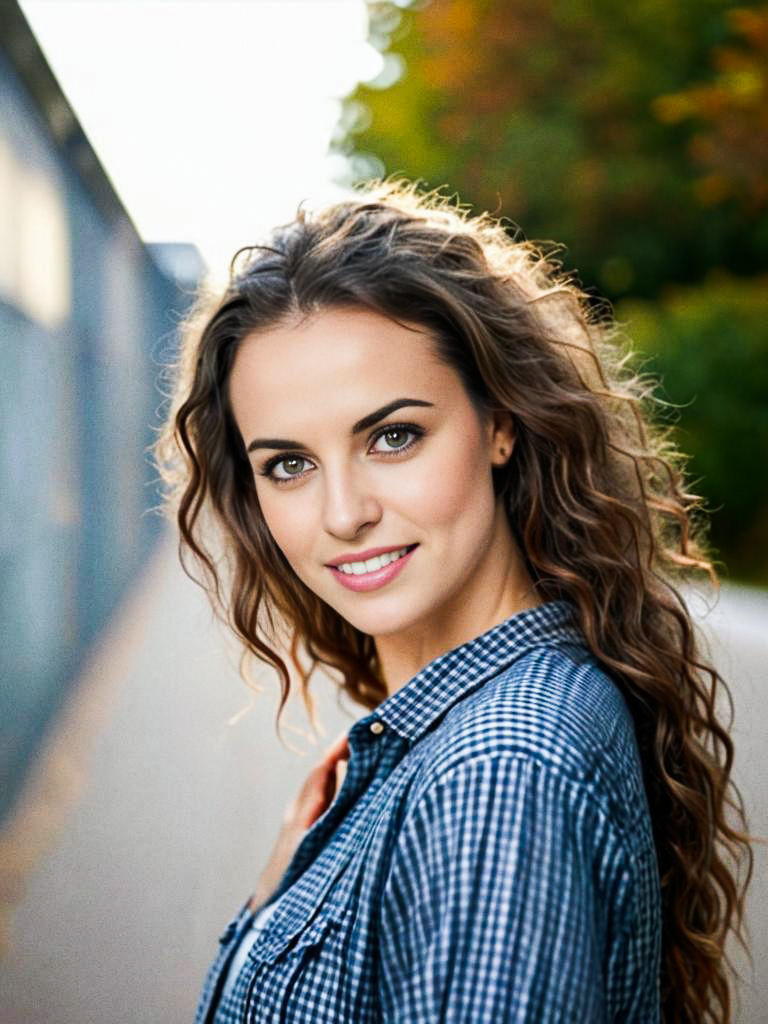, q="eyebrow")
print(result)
[246,397,435,453]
